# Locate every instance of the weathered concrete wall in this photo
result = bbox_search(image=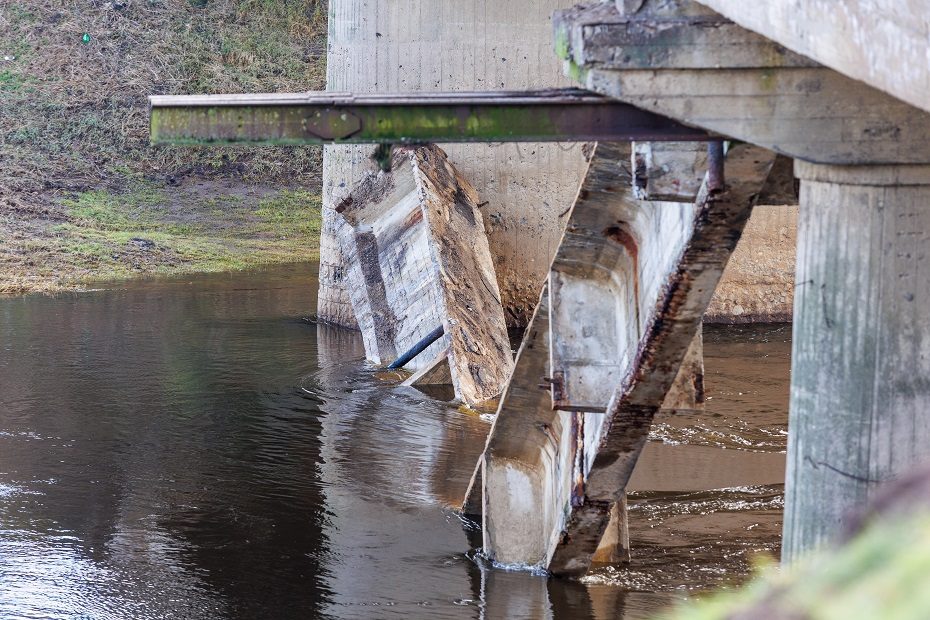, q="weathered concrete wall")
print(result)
[319,0,589,328]
[706,205,798,323]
